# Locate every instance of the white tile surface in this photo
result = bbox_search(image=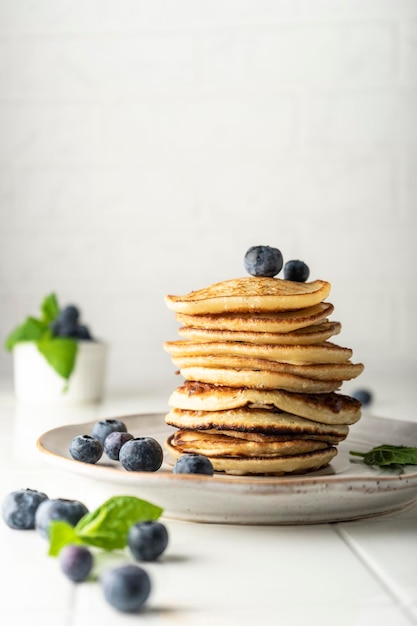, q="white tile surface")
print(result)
[1,386,417,625]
